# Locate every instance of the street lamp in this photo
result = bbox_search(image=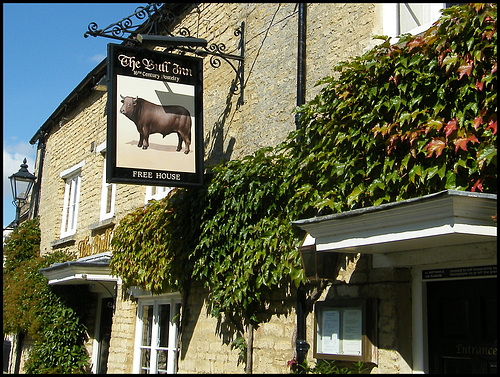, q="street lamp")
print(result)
[298,234,339,281]
[9,158,36,227]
